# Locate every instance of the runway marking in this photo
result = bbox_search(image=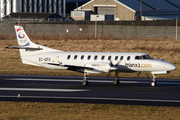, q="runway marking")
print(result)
[5,78,112,83]
[5,78,180,85]
[0,95,180,103]
[0,88,89,92]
